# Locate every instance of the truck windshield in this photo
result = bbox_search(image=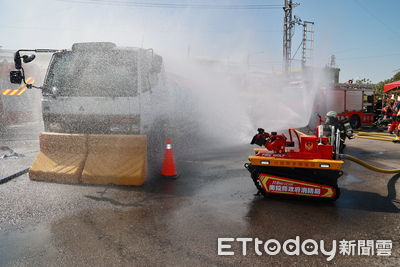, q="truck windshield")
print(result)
[44,50,138,97]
